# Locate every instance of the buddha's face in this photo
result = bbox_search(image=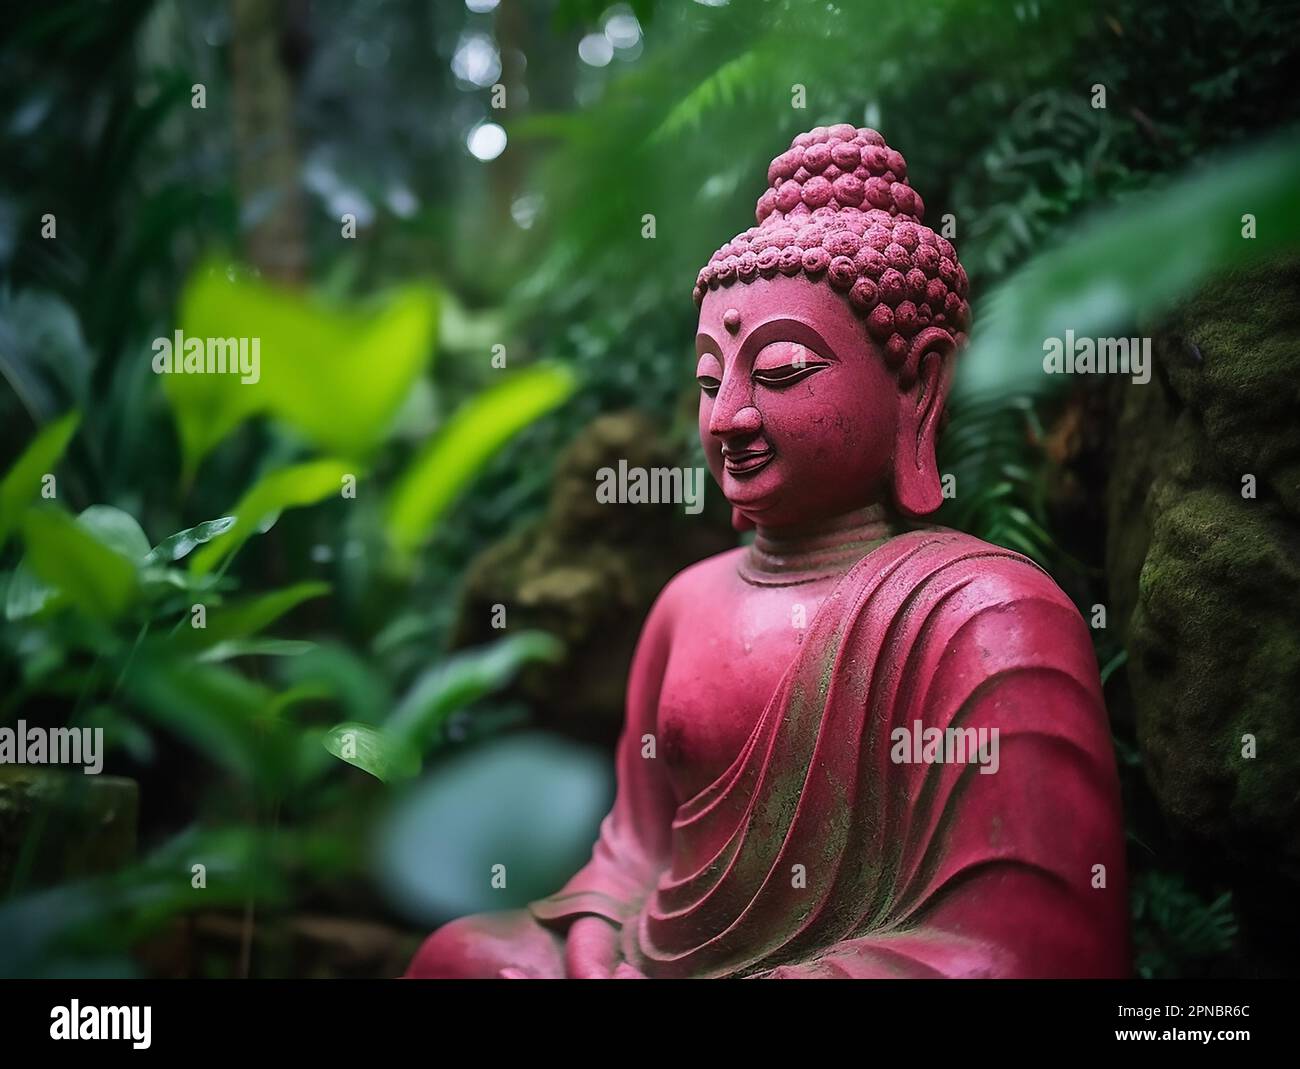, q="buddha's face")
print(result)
[696,275,903,529]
